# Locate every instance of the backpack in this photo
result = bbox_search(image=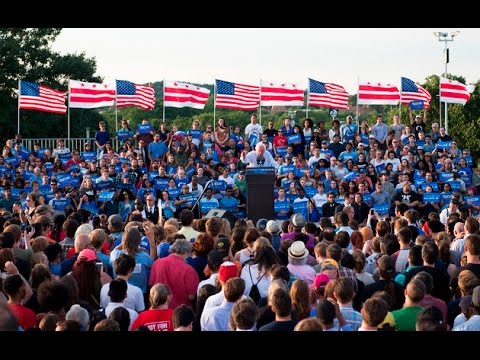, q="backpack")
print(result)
[248,265,265,304]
